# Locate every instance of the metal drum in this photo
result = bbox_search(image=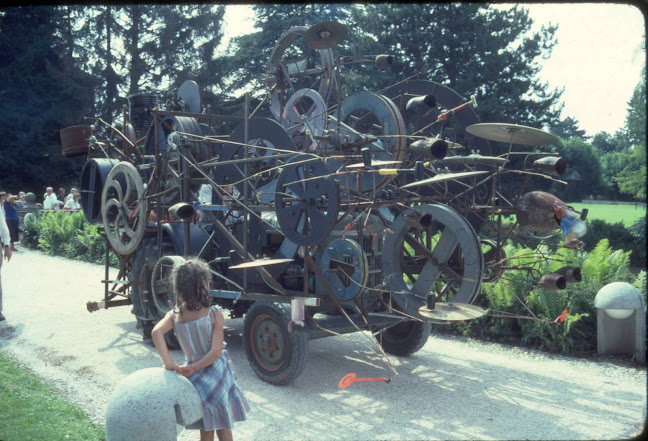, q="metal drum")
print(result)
[80,158,120,224]
[60,125,92,157]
